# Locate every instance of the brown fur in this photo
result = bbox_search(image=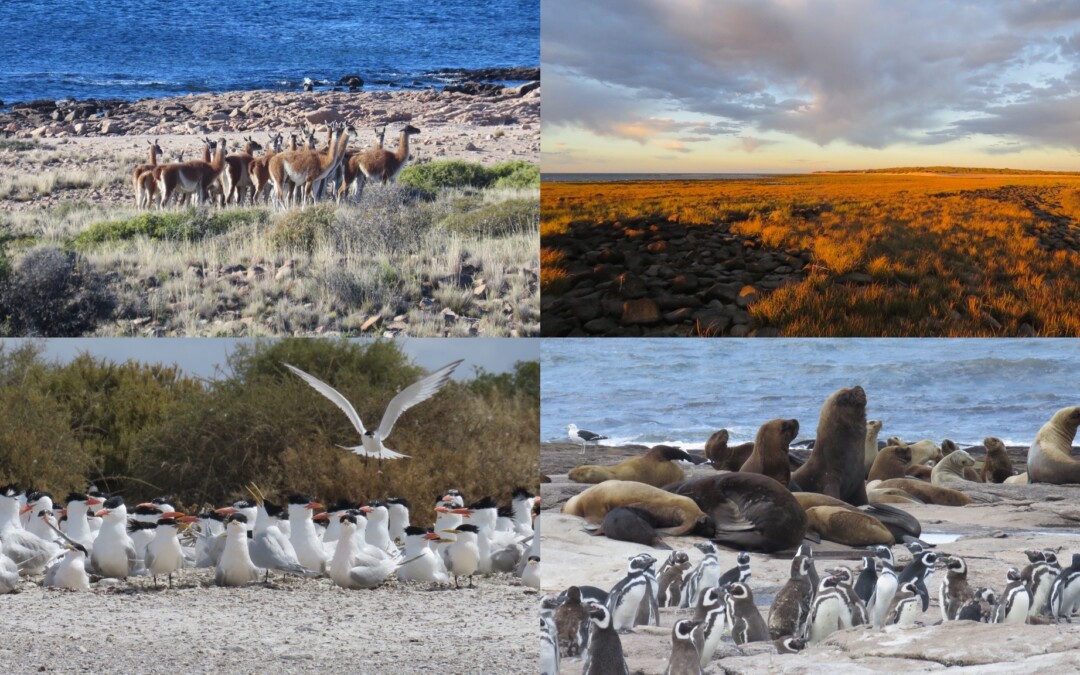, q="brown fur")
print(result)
[981,437,1014,484]
[568,445,690,488]
[876,478,973,506]
[1028,407,1080,484]
[156,138,226,207]
[269,124,348,207]
[705,429,754,471]
[221,136,263,205]
[867,488,923,505]
[355,125,419,184]
[790,386,869,505]
[132,139,162,208]
[804,506,894,546]
[868,445,913,482]
[906,464,933,480]
[247,133,283,203]
[740,419,799,486]
[791,492,850,511]
[562,480,709,536]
